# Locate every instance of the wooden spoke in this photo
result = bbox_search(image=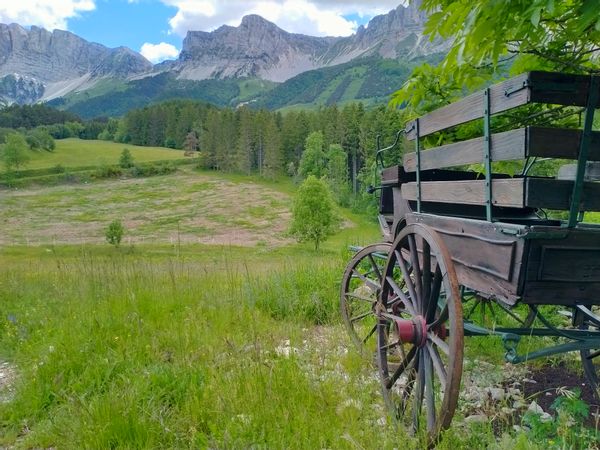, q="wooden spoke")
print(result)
[424,350,436,433]
[412,352,425,432]
[368,254,383,283]
[362,325,377,344]
[350,310,373,323]
[344,292,376,304]
[407,234,423,304]
[386,345,417,389]
[422,241,432,314]
[386,275,417,316]
[395,250,419,313]
[426,266,442,322]
[427,342,447,391]
[428,332,450,356]
[351,269,380,292]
